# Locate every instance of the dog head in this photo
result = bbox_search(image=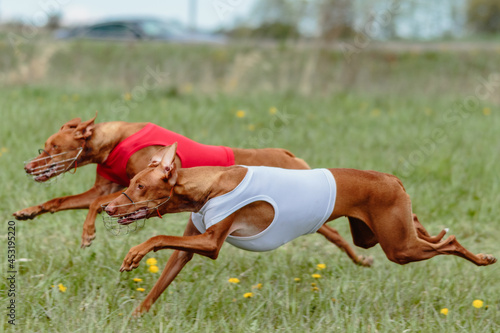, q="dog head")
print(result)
[104,143,178,224]
[24,114,96,182]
